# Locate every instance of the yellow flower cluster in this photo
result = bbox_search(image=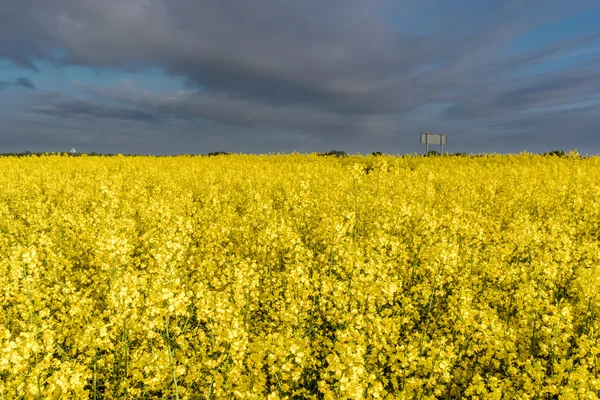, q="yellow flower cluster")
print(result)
[1,153,599,399]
